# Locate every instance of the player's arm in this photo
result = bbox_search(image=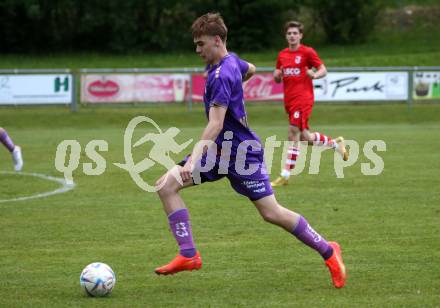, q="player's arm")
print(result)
[242,62,256,82]
[199,104,226,144]
[306,47,326,80]
[307,64,327,80]
[274,53,283,83]
[181,105,227,181]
